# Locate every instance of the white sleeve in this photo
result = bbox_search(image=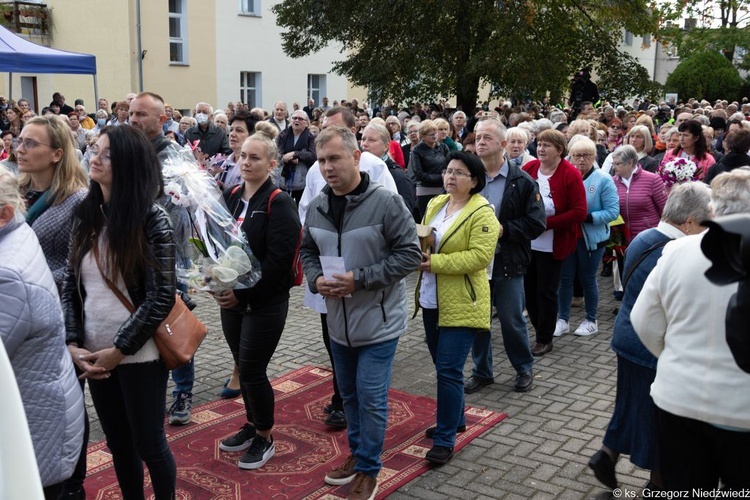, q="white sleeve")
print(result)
[359,152,398,194]
[298,161,321,225]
